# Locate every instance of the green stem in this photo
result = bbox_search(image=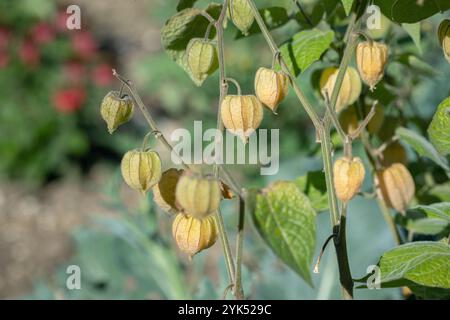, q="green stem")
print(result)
[234,194,246,300]
[213,0,240,298]
[376,197,403,245]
